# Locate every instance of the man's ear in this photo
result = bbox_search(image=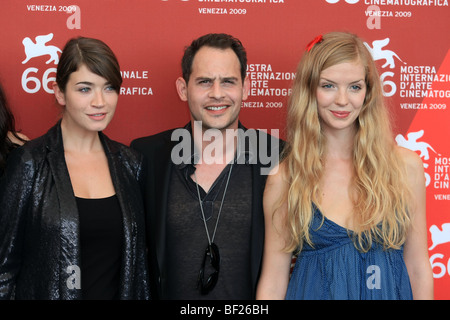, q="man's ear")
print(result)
[175,77,188,102]
[242,76,250,101]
